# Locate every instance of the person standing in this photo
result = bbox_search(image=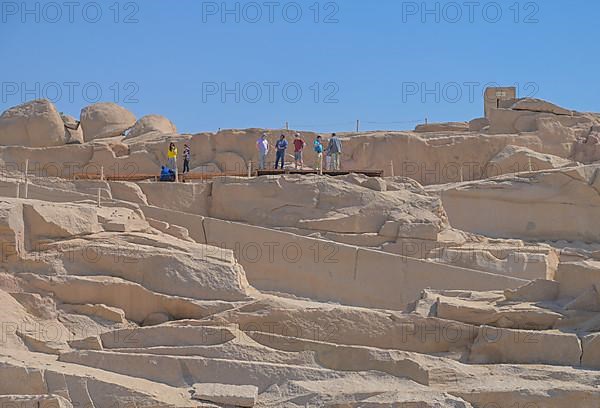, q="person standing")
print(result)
[293,133,306,170]
[183,144,191,174]
[313,135,324,171]
[167,142,178,171]
[256,133,269,170]
[274,134,288,170]
[326,133,342,171]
